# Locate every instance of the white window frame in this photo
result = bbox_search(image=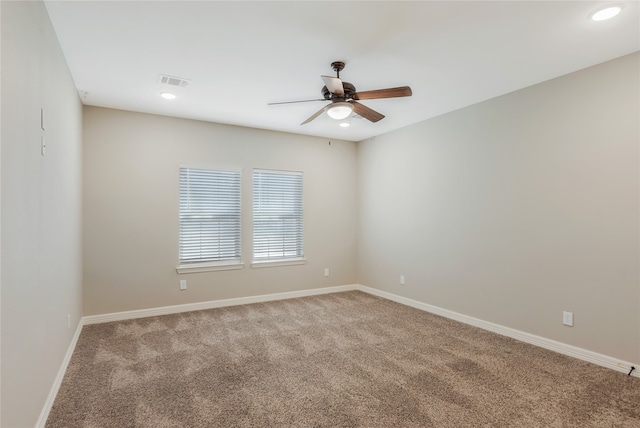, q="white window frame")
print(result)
[252,168,305,268]
[176,165,244,274]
